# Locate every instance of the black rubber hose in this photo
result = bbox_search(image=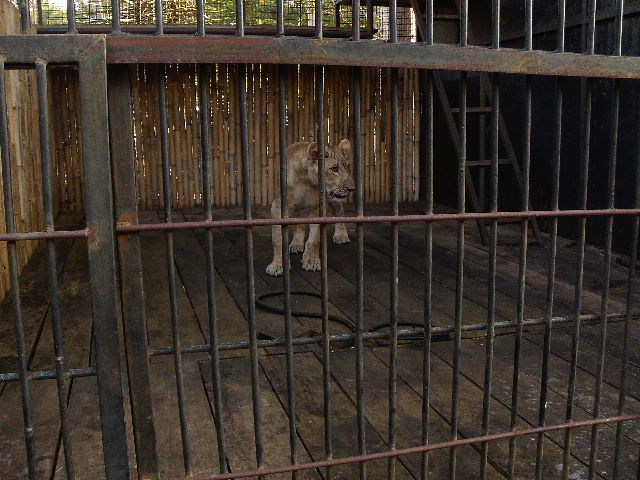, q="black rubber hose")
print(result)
[255,290,431,341]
